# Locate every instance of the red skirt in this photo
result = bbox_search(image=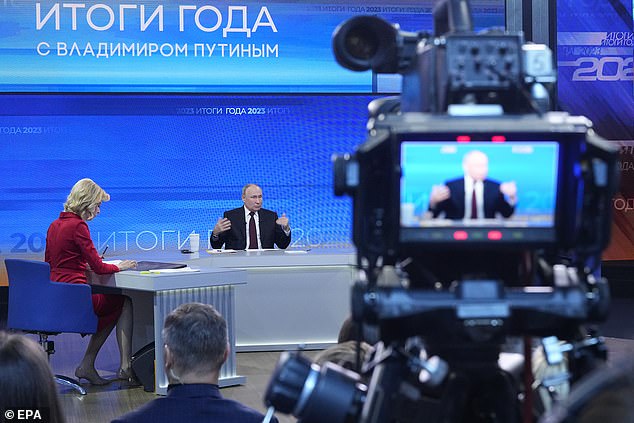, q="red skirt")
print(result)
[91,293,124,332]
